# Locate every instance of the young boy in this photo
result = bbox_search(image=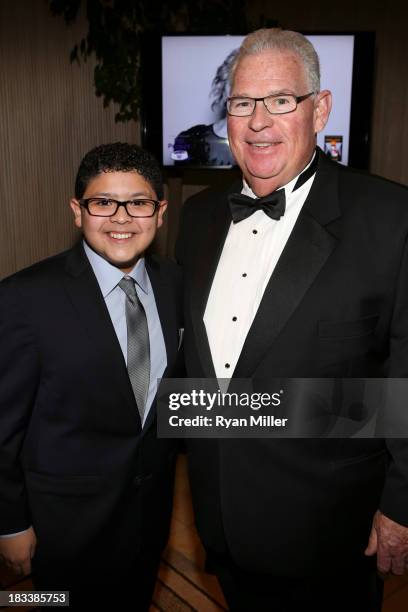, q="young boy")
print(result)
[0,143,182,609]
